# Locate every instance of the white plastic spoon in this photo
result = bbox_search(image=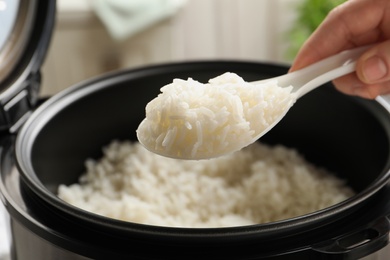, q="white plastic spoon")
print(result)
[137,45,371,160]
